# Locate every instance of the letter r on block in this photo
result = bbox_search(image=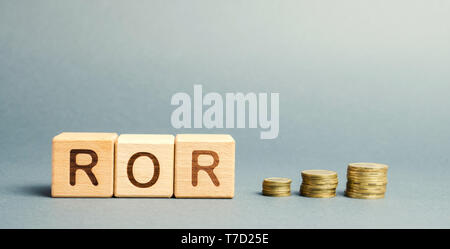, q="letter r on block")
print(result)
[51,132,117,197]
[192,150,220,187]
[174,134,235,198]
[70,149,99,186]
